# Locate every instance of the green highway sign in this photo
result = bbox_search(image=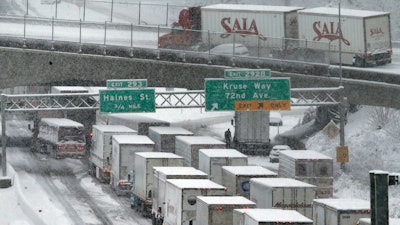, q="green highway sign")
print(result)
[224,69,271,79]
[100,89,155,113]
[106,79,148,89]
[205,78,290,111]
